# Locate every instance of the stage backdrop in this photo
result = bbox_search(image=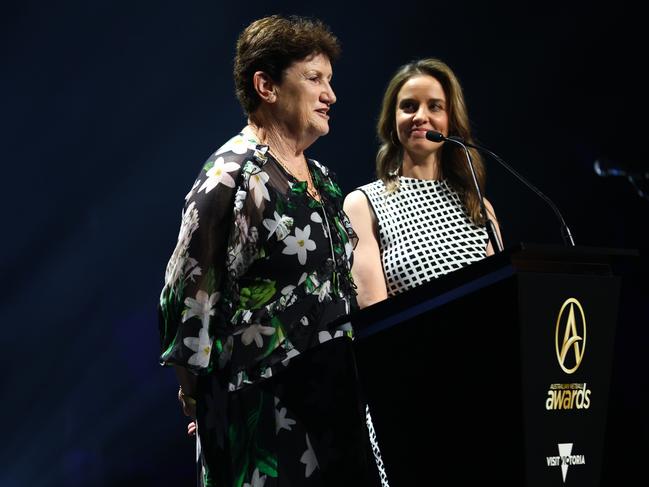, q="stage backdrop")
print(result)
[1,1,646,486]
